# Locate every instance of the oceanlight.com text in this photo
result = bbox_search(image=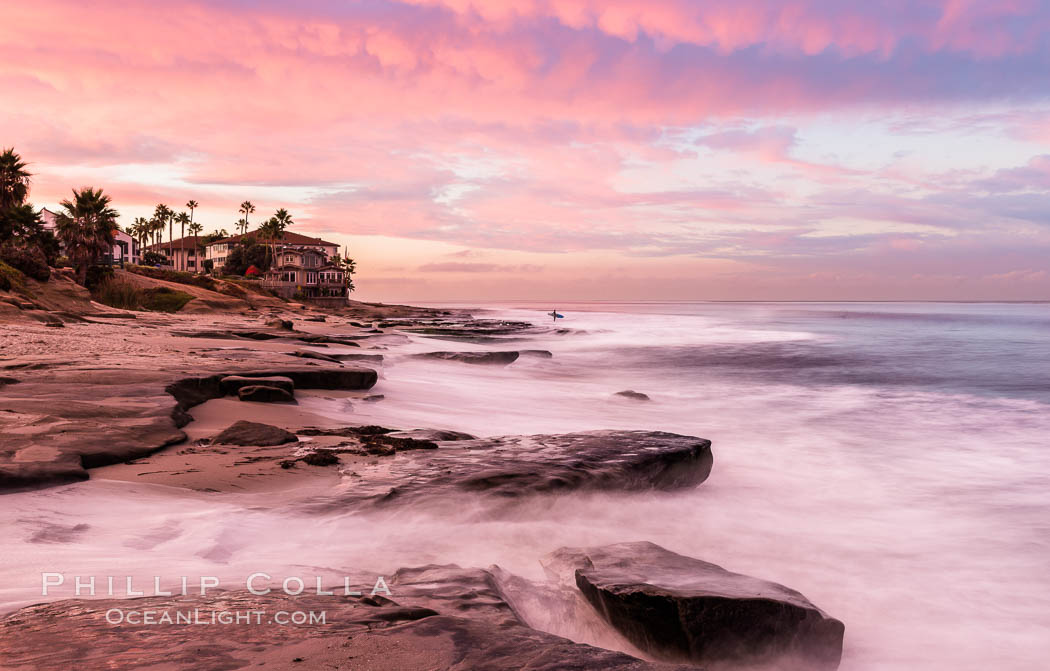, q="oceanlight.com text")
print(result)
[103,608,327,626]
